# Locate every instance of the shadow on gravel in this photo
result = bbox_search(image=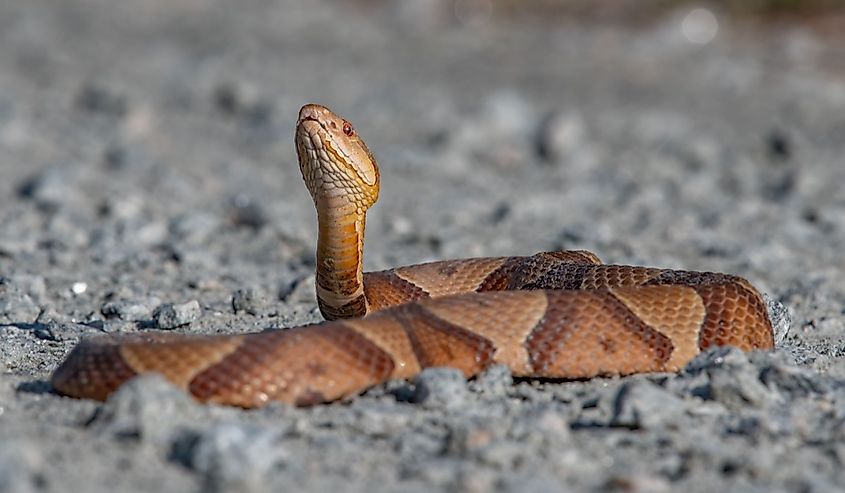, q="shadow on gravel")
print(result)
[16,379,54,396]
[1,322,50,335]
